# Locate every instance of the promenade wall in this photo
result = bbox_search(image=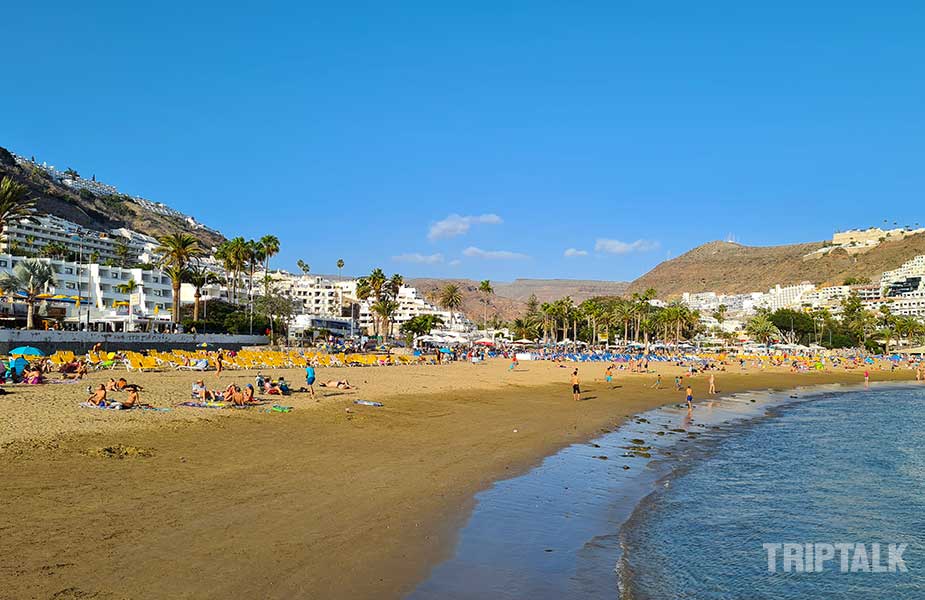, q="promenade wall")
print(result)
[0,329,268,354]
